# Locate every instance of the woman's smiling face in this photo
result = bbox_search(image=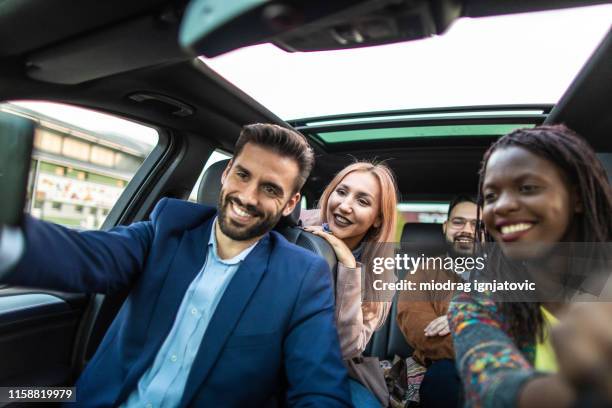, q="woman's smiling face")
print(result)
[482,146,581,258]
[325,170,381,250]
